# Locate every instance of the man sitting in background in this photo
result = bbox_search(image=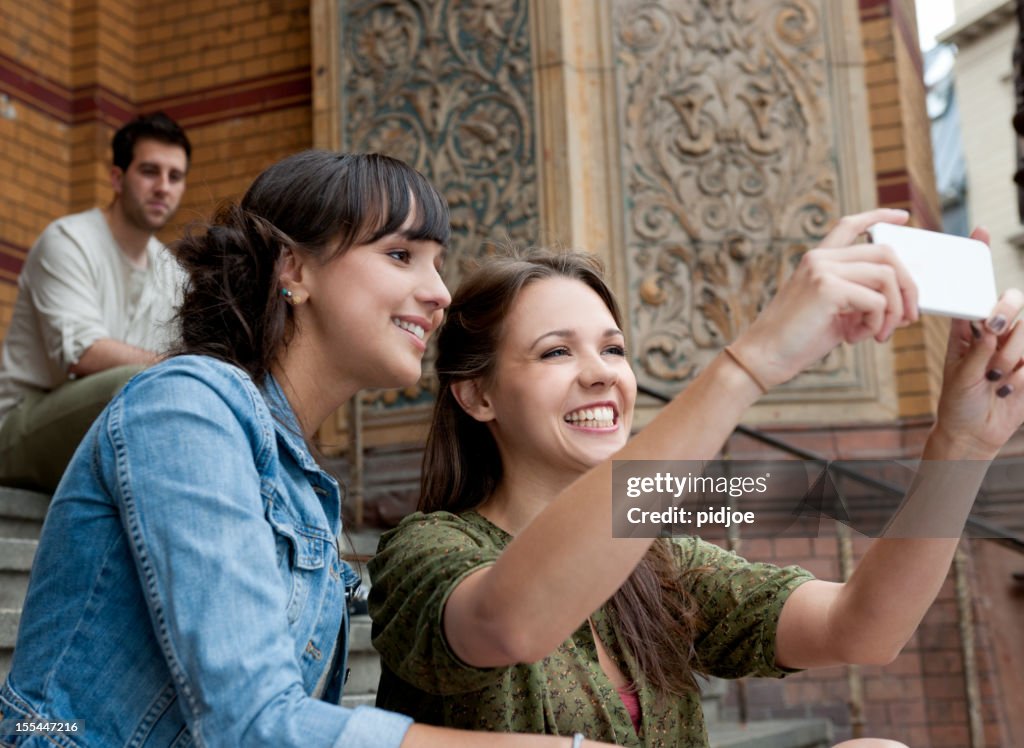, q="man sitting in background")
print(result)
[0,112,191,492]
